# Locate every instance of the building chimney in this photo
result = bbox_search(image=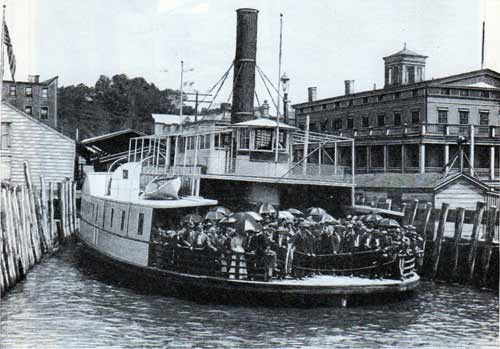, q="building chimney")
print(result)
[231,8,259,124]
[259,100,270,117]
[28,75,40,83]
[345,80,355,95]
[308,87,317,102]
